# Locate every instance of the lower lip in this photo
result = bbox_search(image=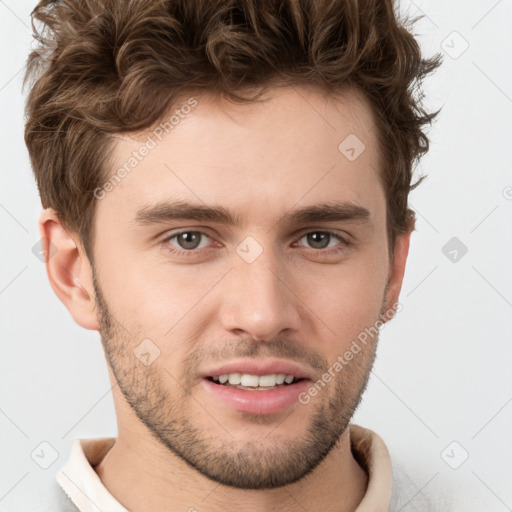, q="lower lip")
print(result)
[202,378,311,415]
